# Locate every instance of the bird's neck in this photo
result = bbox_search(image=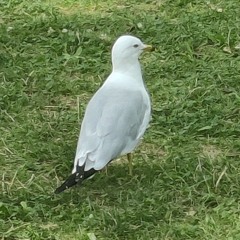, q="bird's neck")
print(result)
[112,59,143,80]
